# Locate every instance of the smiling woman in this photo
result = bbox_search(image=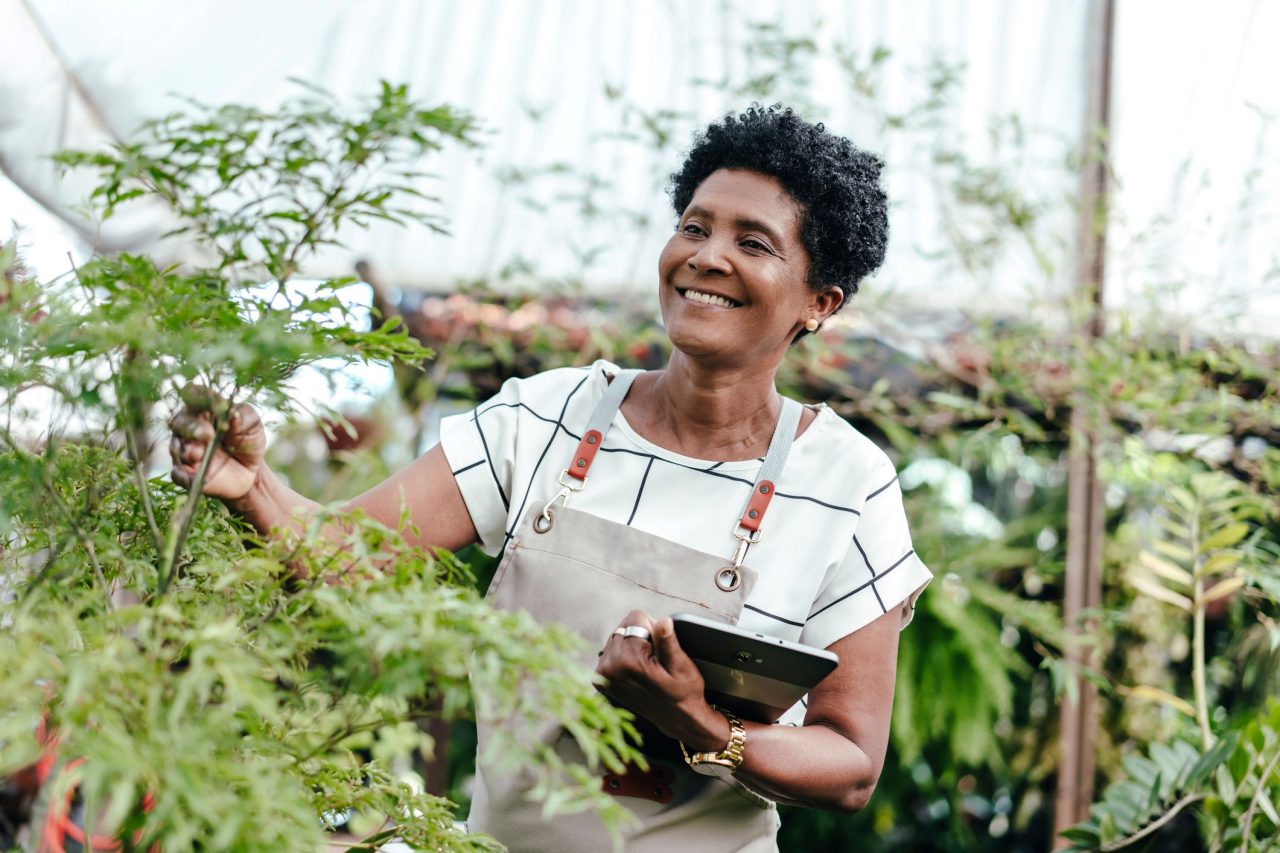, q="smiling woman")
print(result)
[659,169,839,366]
[170,103,930,852]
